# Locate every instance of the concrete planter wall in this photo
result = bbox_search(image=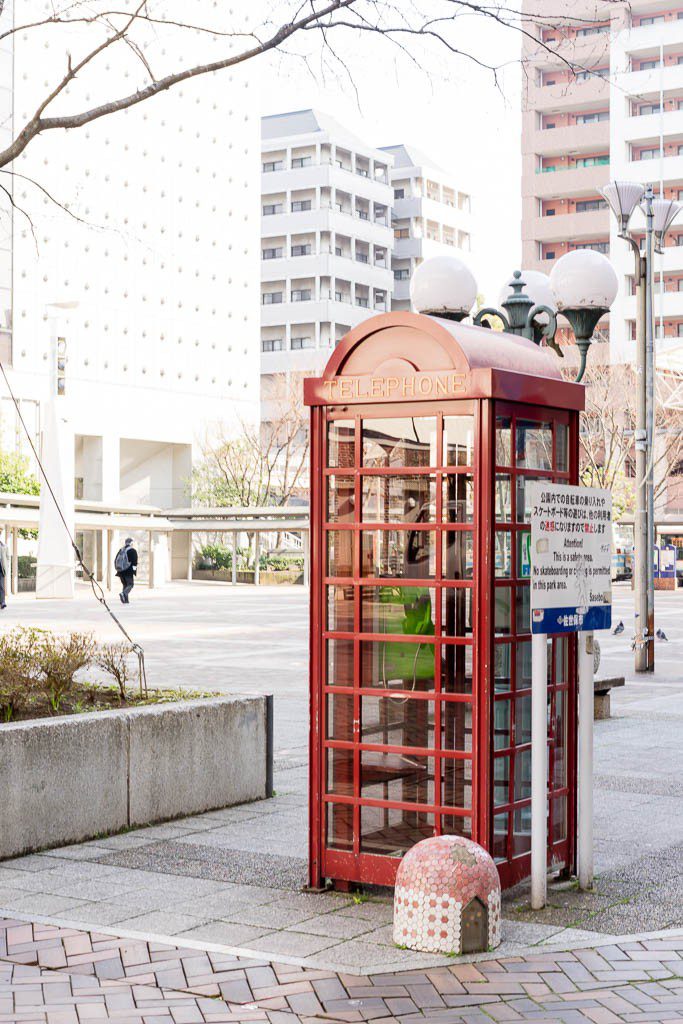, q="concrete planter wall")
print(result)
[193,568,303,585]
[0,695,272,860]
